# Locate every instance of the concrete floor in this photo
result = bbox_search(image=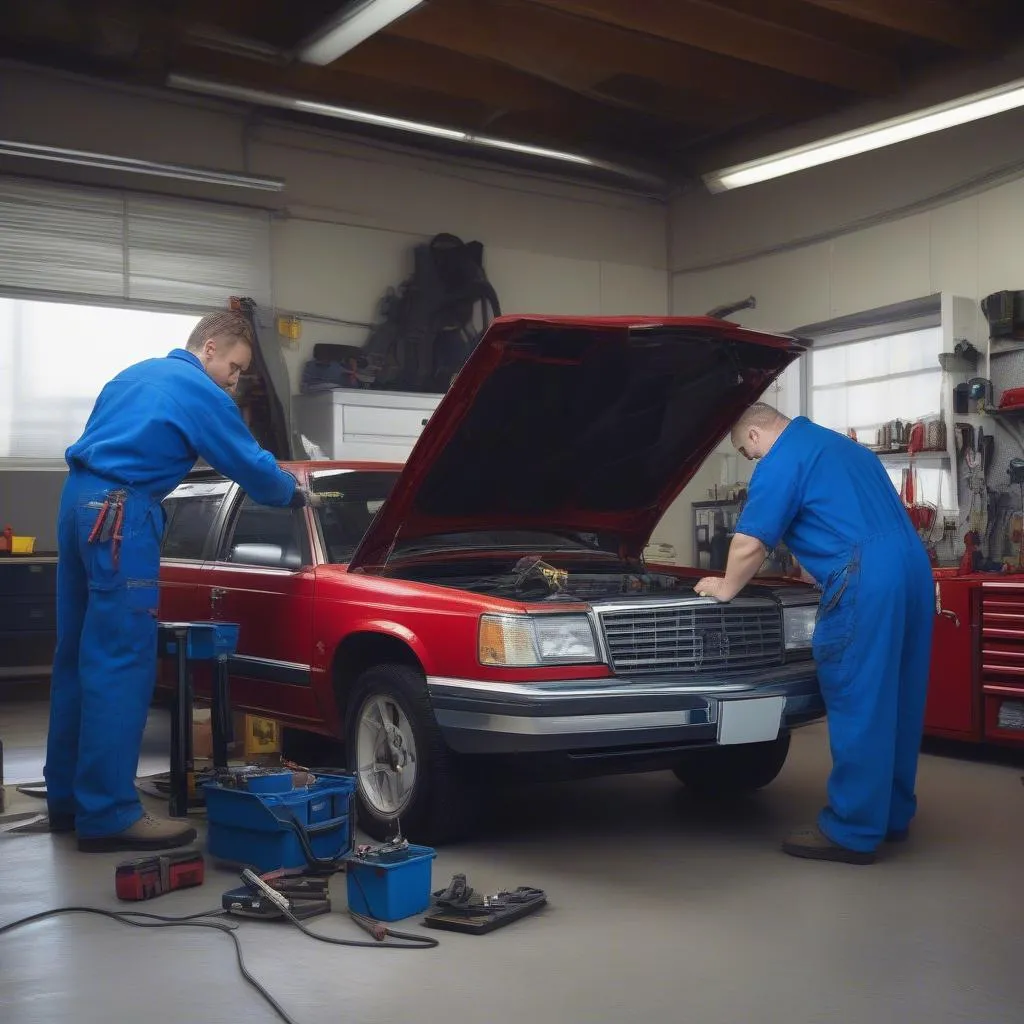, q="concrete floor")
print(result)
[2,698,1024,1024]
